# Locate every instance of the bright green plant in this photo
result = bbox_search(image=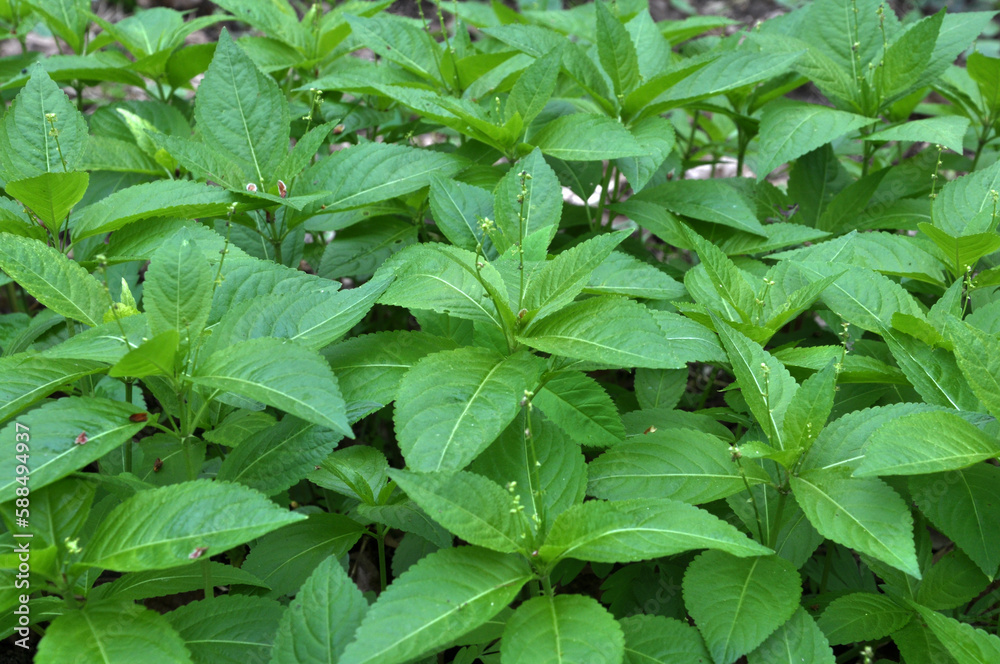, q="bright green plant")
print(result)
[1,0,1000,662]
